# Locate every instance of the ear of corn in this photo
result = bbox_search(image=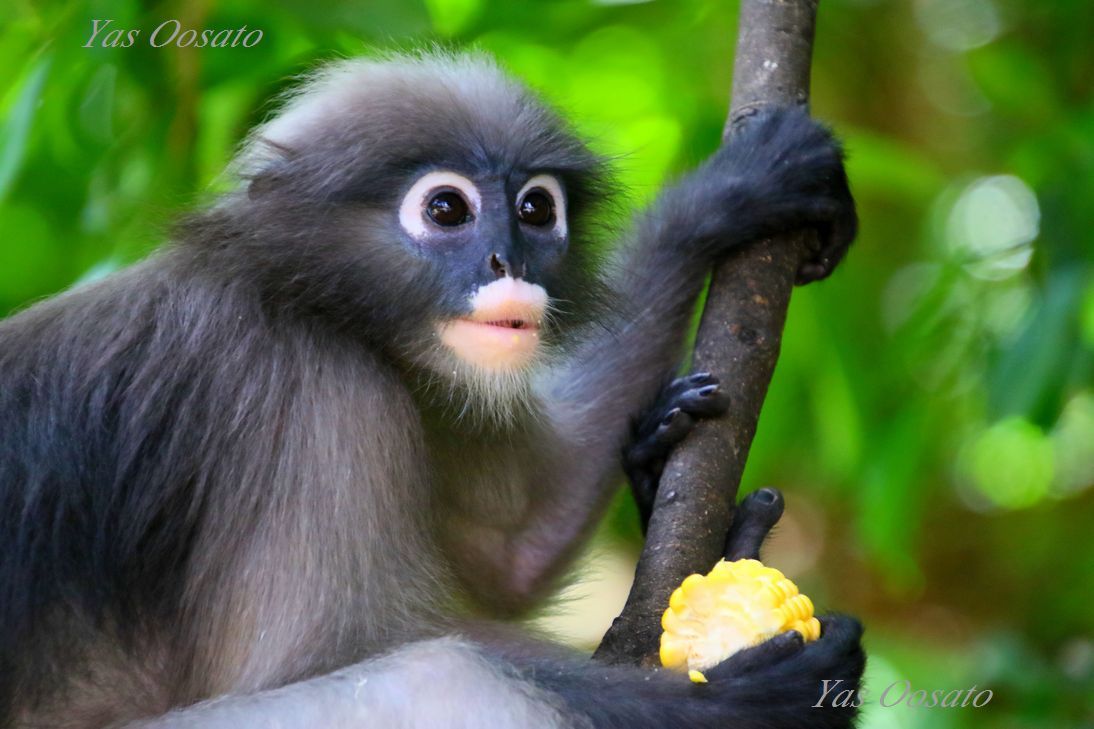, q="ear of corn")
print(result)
[660,558,821,677]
